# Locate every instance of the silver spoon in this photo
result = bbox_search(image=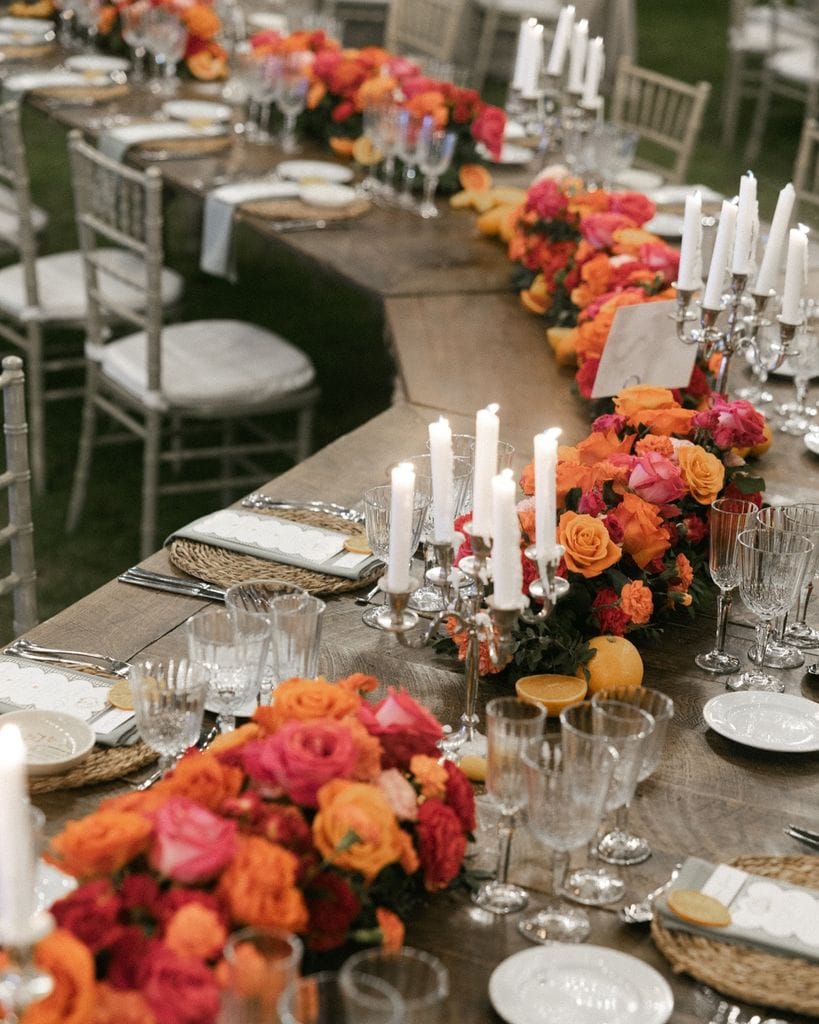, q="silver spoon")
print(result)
[618,865,680,924]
